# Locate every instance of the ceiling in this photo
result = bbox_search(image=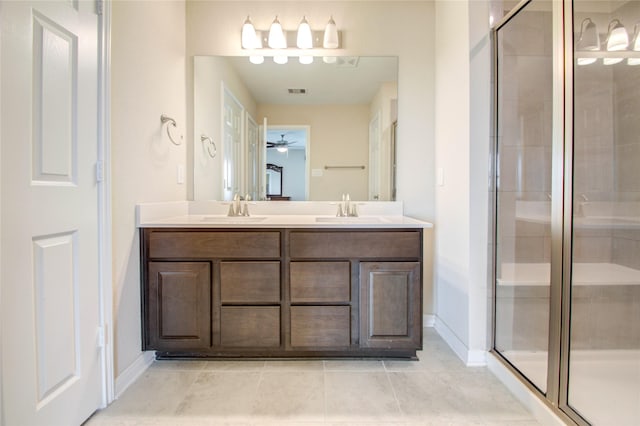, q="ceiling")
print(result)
[227,56,398,105]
